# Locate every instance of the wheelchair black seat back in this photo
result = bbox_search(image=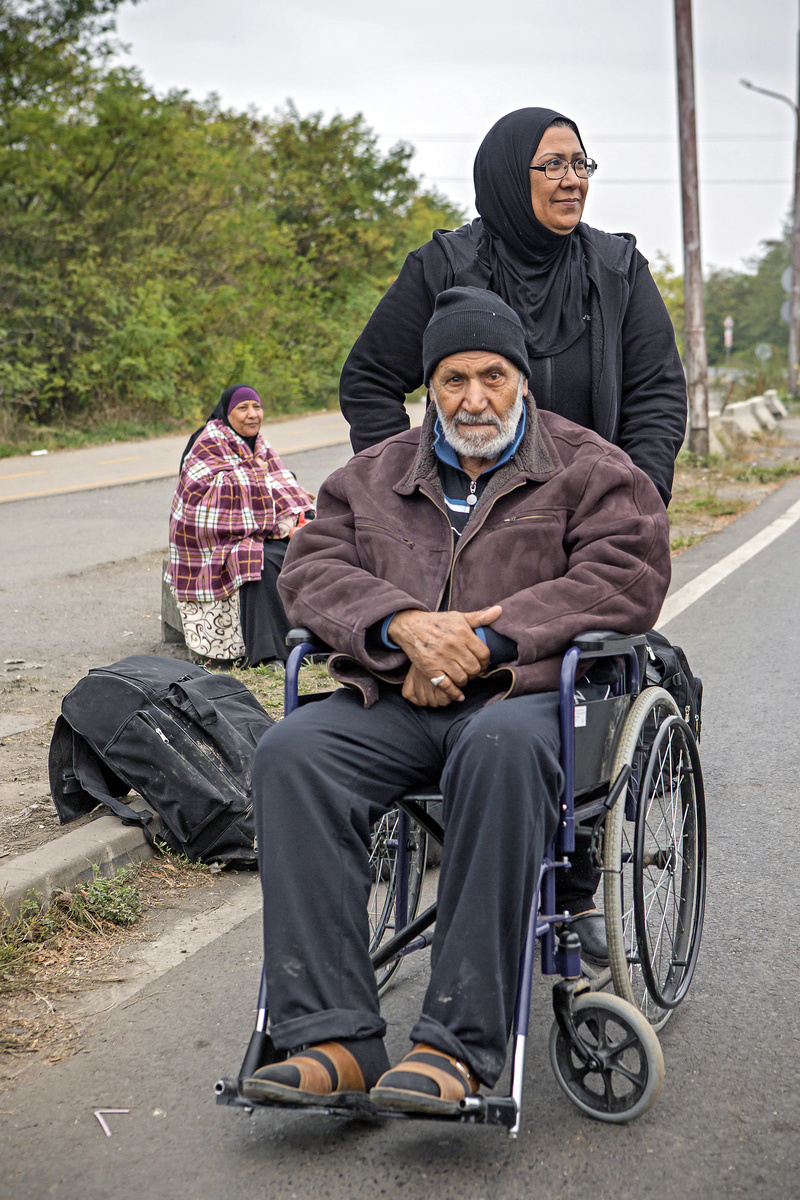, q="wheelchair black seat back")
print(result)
[216,629,706,1135]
